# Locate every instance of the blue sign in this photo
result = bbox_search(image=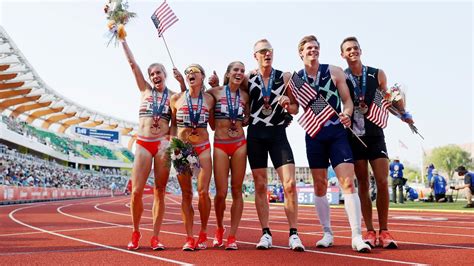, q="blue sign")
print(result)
[75,127,119,143]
